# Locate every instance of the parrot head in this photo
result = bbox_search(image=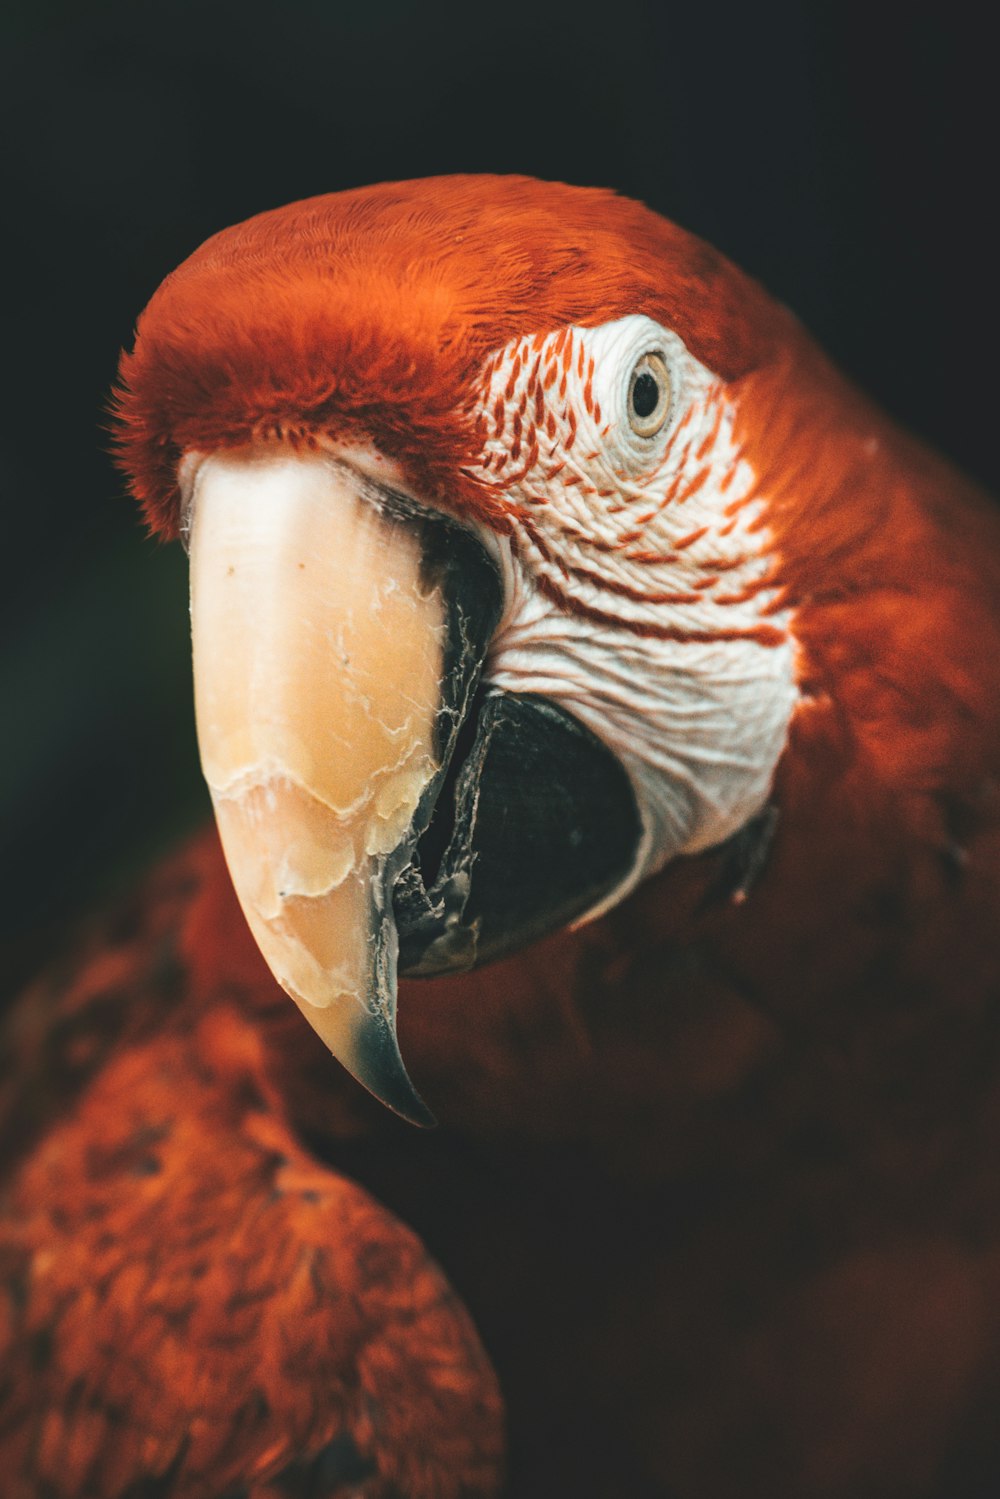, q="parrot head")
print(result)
[115,176,807,1123]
